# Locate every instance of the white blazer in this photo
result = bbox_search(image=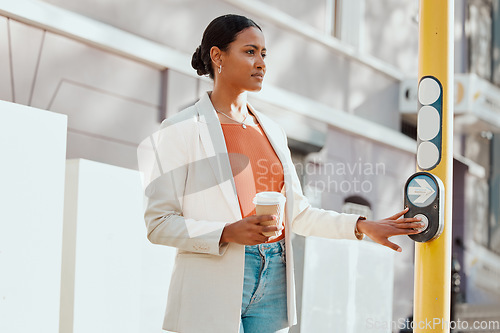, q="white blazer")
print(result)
[142,91,362,333]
